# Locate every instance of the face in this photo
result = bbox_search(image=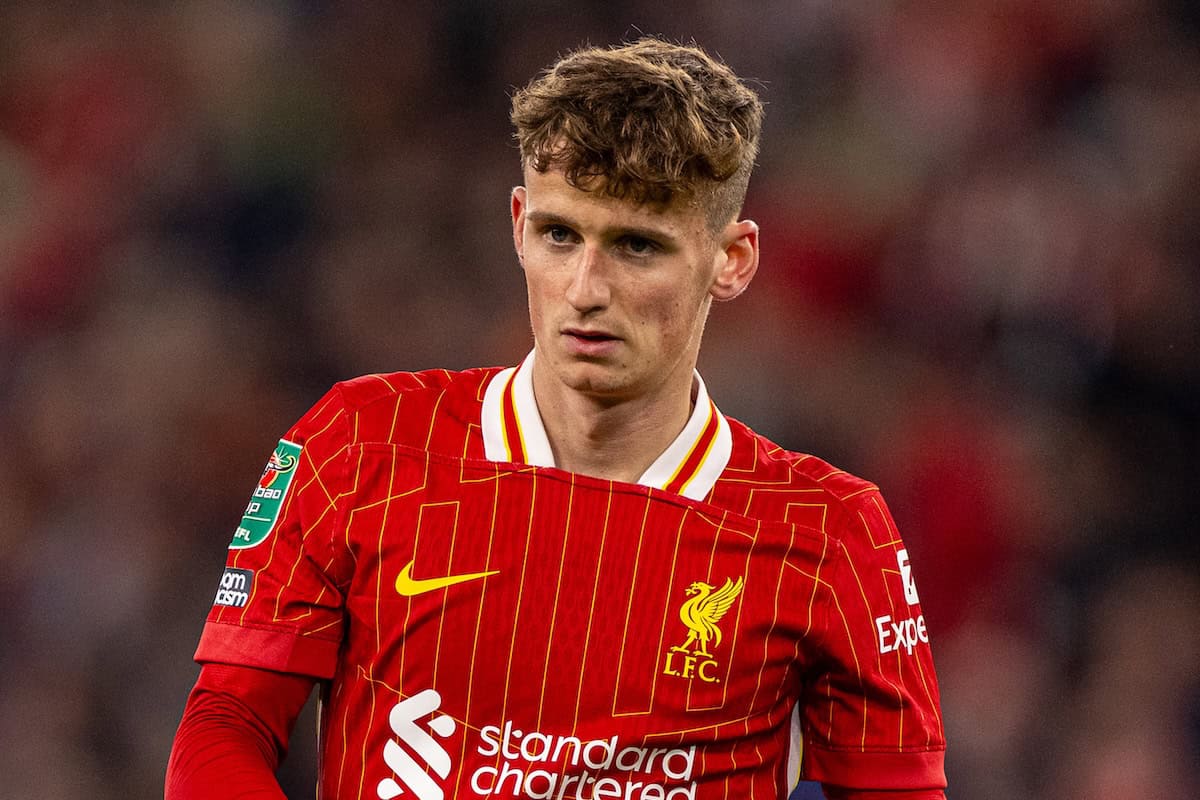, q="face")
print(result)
[512,167,758,404]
